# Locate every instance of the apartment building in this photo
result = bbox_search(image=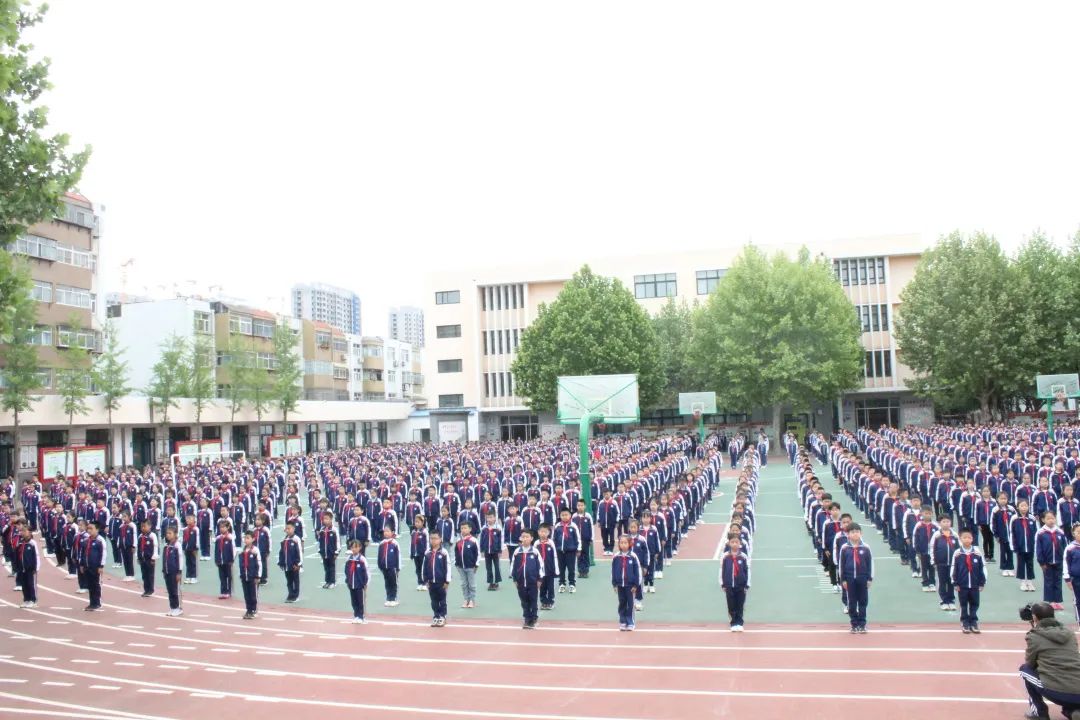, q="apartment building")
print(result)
[291,282,361,335]
[424,237,931,442]
[5,193,102,393]
[388,305,425,347]
[348,336,424,403]
[301,320,350,401]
